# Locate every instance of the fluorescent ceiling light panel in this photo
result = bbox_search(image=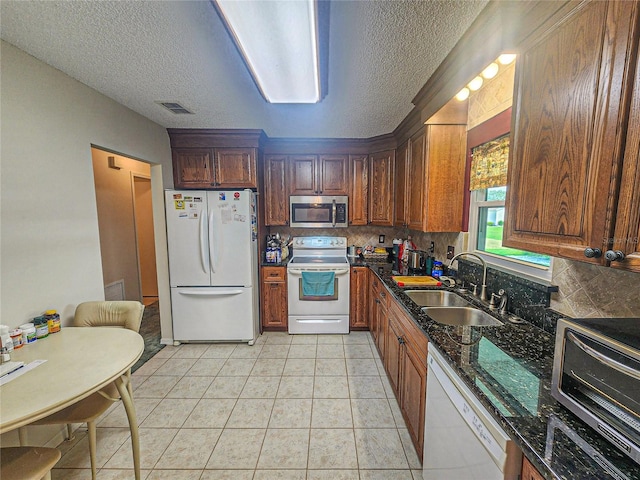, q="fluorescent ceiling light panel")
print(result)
[215,0,321,103]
